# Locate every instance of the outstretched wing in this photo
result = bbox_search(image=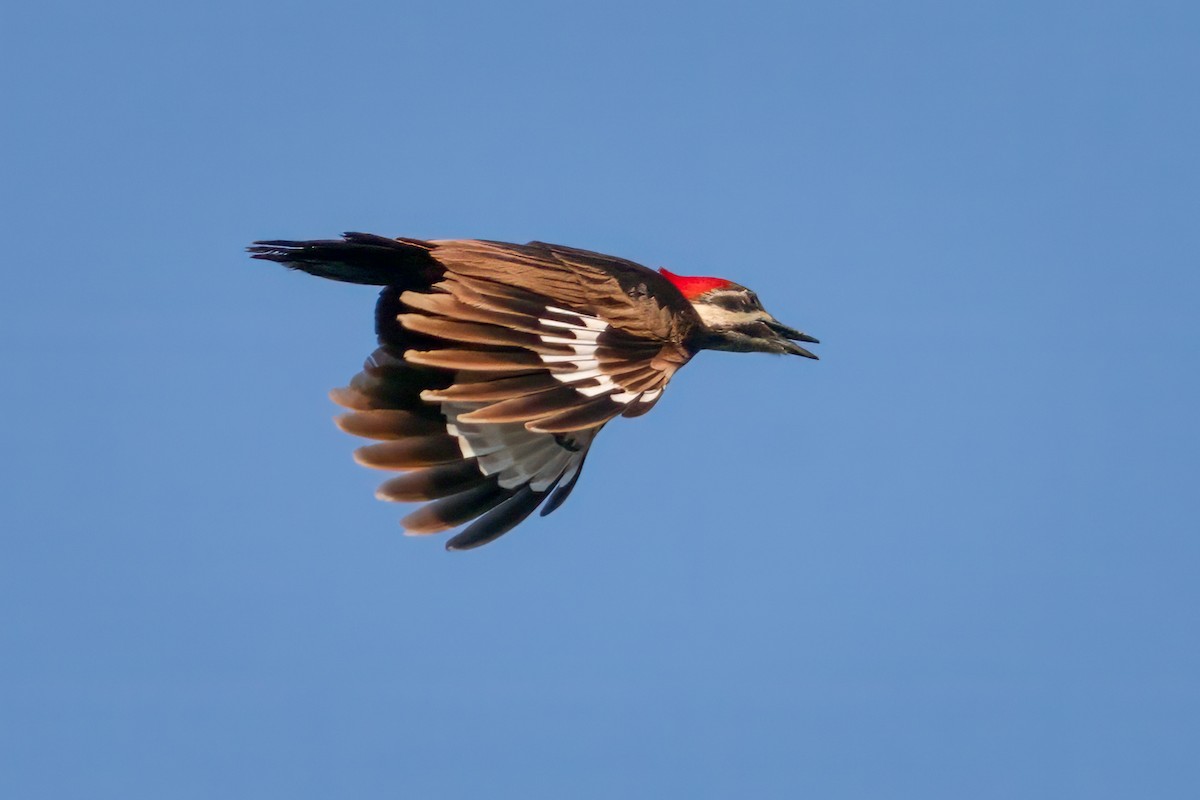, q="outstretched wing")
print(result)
[403,272,691,425]
[253,234,695,549]
[332,346,597,551]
